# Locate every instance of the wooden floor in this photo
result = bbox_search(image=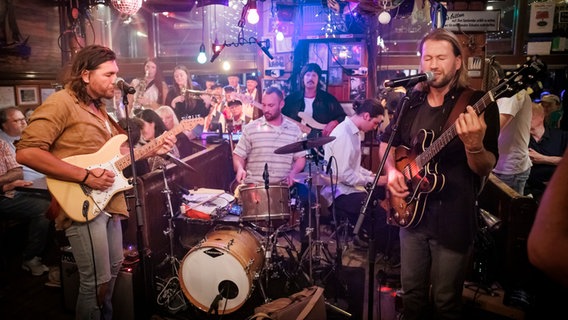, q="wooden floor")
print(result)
[0,216,538,320]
